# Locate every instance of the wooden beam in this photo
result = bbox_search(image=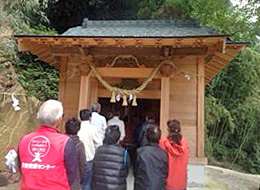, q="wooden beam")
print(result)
[96,67,159,79]
[17,40,31,52]
[206,61,225,70]
[214,52,234,62]
[58,56,68,102]
[51,46,208,57]
[98,88,161,99]
[205,67,218,75]
[225,49,243,56]
[197,56,205,158]
[160,77,170,137]
[16,36,227,47]
[78,73,92,111]
[205,65,221,73]
[189,157,208,164]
